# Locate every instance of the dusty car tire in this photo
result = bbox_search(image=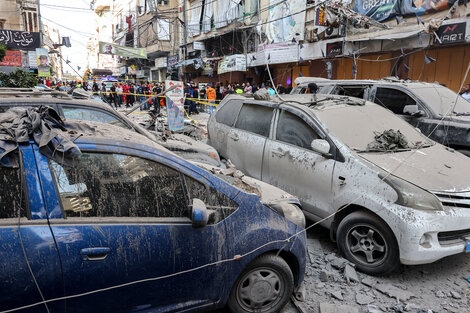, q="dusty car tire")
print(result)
[227,254,294,313]
[337,211,400,275]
